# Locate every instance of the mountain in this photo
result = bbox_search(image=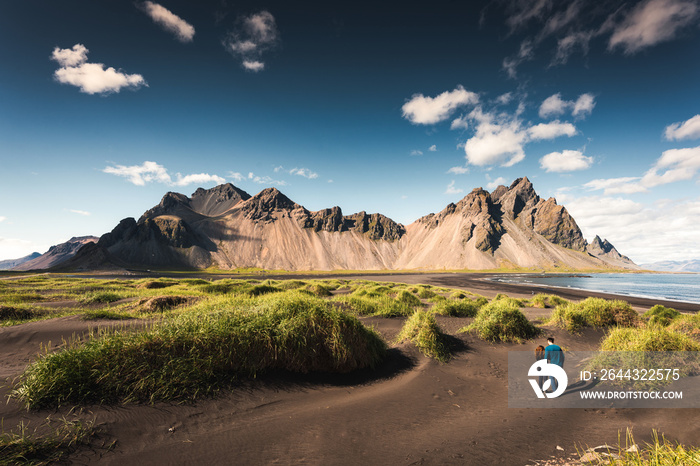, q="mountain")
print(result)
[68,178,637,272]
[639,260,700,273]
[0,252,41,270]
[14,236,99,271]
